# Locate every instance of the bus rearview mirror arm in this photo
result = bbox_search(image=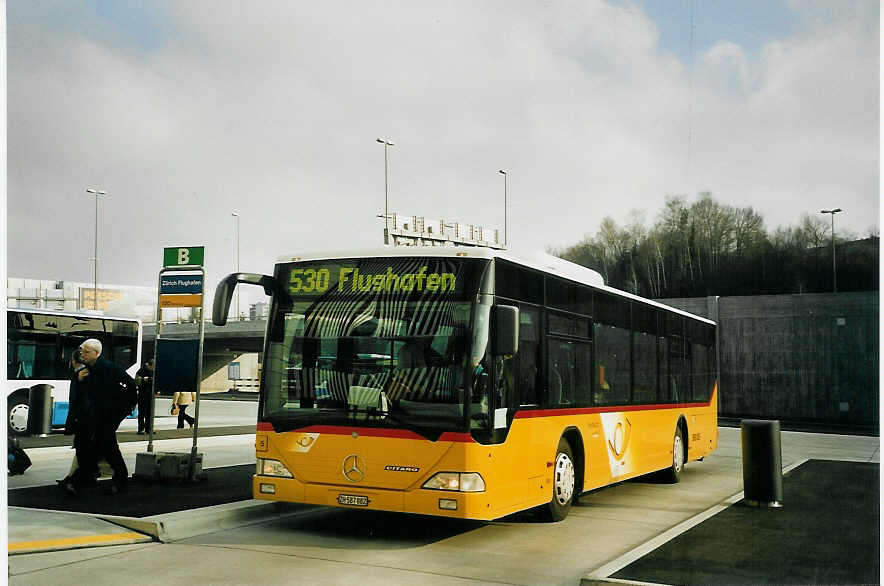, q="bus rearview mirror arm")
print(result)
[212,273,279,326]
[492,305,519,356]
